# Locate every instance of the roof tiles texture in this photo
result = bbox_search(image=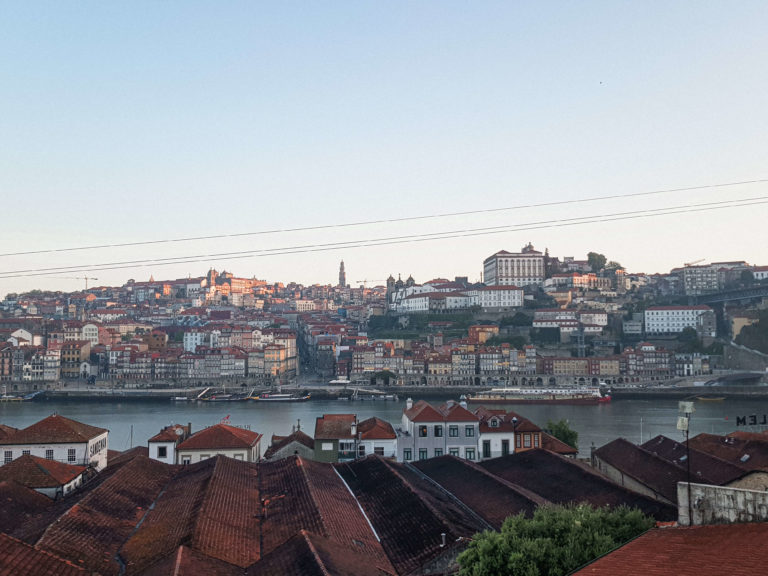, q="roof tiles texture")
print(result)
[0,480,55,542]
[358,417,396,440]
[0,455,85,488]
[479,449,676,521]
[137,545,242,576]
[573,523,768,576]
[413,455,546,530]
[176,424,261,451]
[641,435,747,485]
[688,433,768,472]
[0,533,88,576]
[263,430,315,459]
[314,414,356,440]
[5,414,107,445]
